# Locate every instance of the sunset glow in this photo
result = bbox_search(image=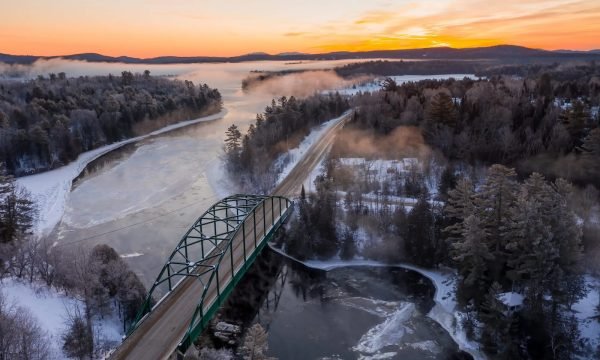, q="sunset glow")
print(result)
[1,0,599,57]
